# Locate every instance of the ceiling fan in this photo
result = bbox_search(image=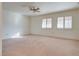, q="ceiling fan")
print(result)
[29,6,40,13]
